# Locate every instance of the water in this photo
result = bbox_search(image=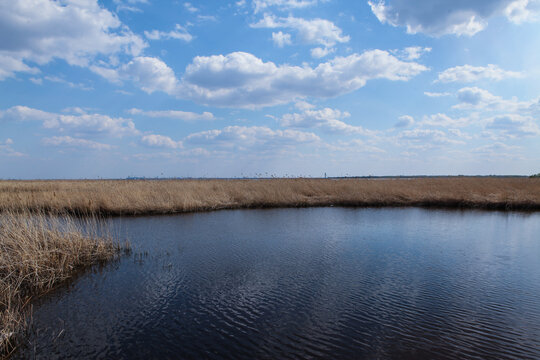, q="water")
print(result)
[17,208,540,359]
